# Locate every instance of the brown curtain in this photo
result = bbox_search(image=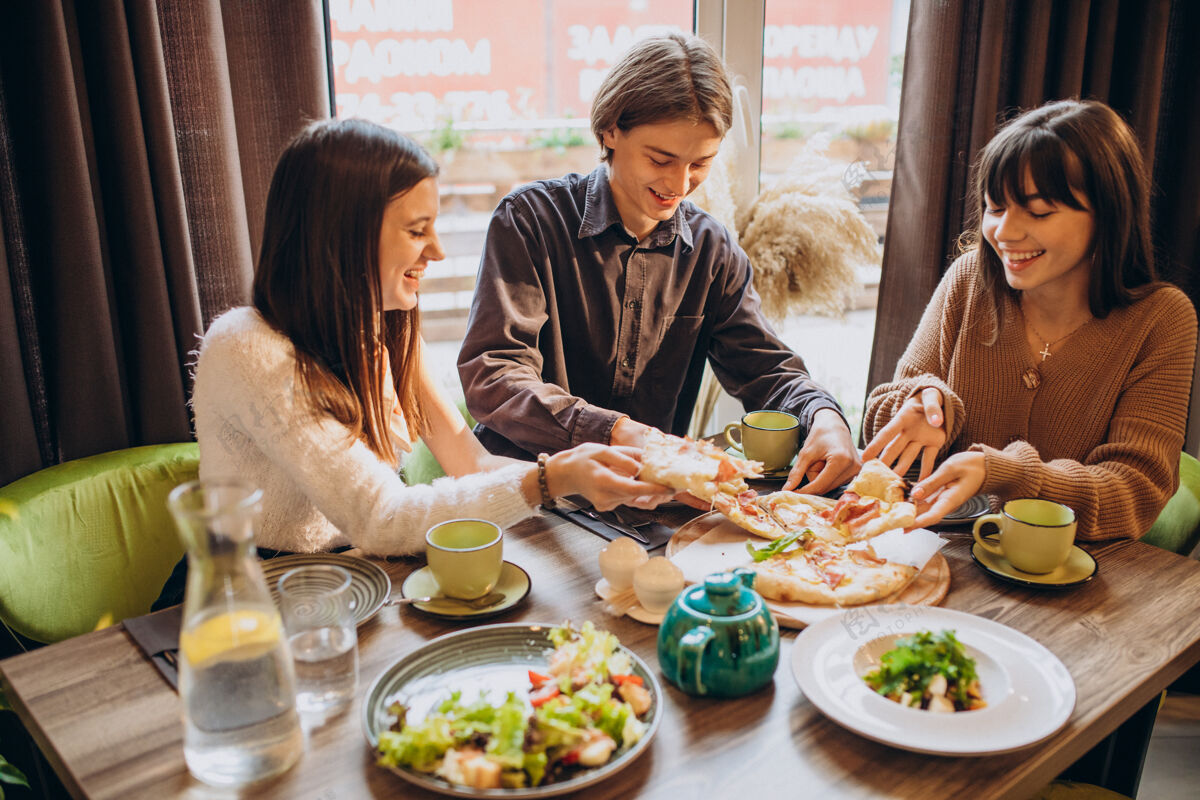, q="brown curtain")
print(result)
[0,1,330,485]
[868,0,1200,447]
